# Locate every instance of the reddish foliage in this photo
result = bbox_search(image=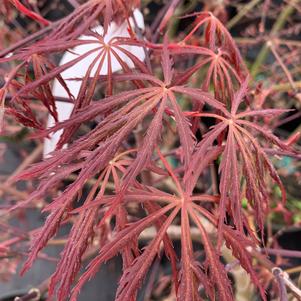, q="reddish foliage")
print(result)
[8,0,50,26]
[0,1,299,301]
